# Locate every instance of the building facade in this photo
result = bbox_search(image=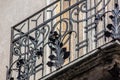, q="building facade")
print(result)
[0,0,47,80]
[2,0,120,80]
